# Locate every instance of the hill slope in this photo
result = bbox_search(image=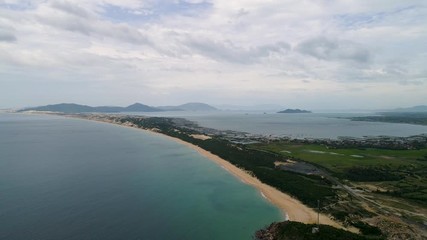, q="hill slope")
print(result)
[255,221,369,240]
[20,103,97,113]
[124,103,161,112]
